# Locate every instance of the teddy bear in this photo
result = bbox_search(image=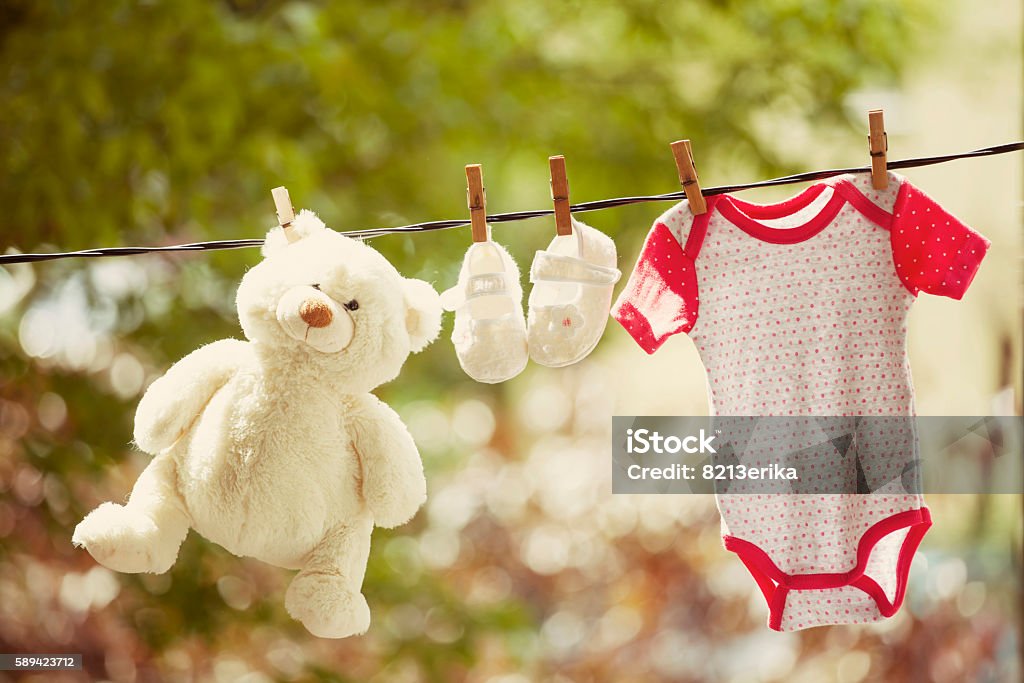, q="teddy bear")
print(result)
[72,210,442,638]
